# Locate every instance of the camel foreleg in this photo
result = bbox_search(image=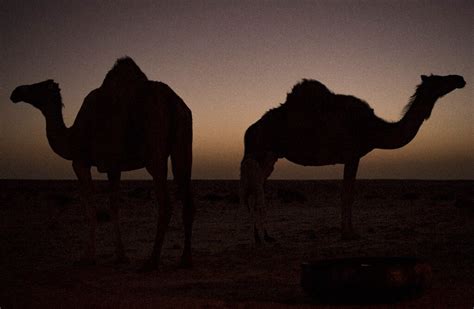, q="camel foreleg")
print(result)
[341,159,360,240]
[73,162,96,265]
[142,158,171,271]
[240,156,276,244]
